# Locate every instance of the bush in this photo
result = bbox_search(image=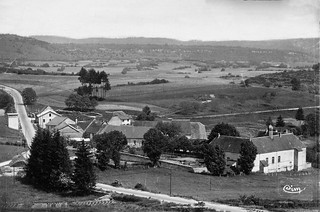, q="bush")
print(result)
[134,183,149,191]
[111,180,122,187]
